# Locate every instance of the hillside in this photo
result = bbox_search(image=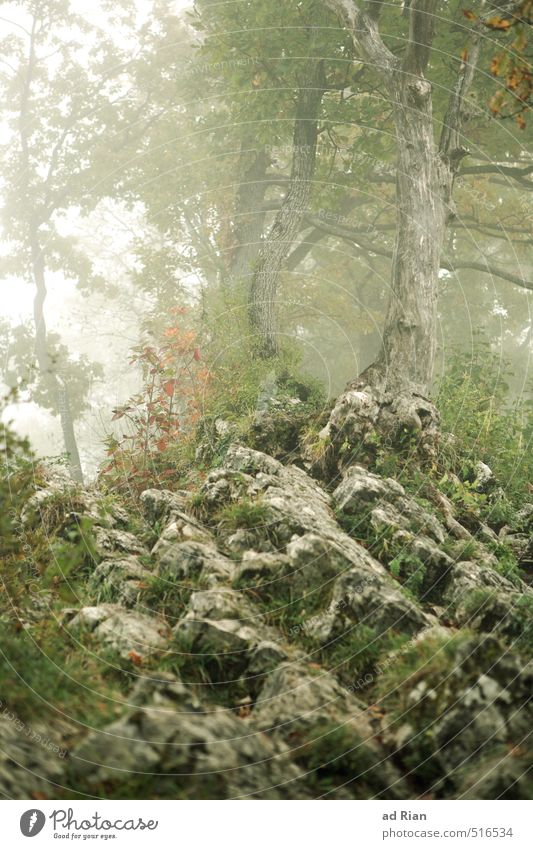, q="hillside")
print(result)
[1,396,532,800]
